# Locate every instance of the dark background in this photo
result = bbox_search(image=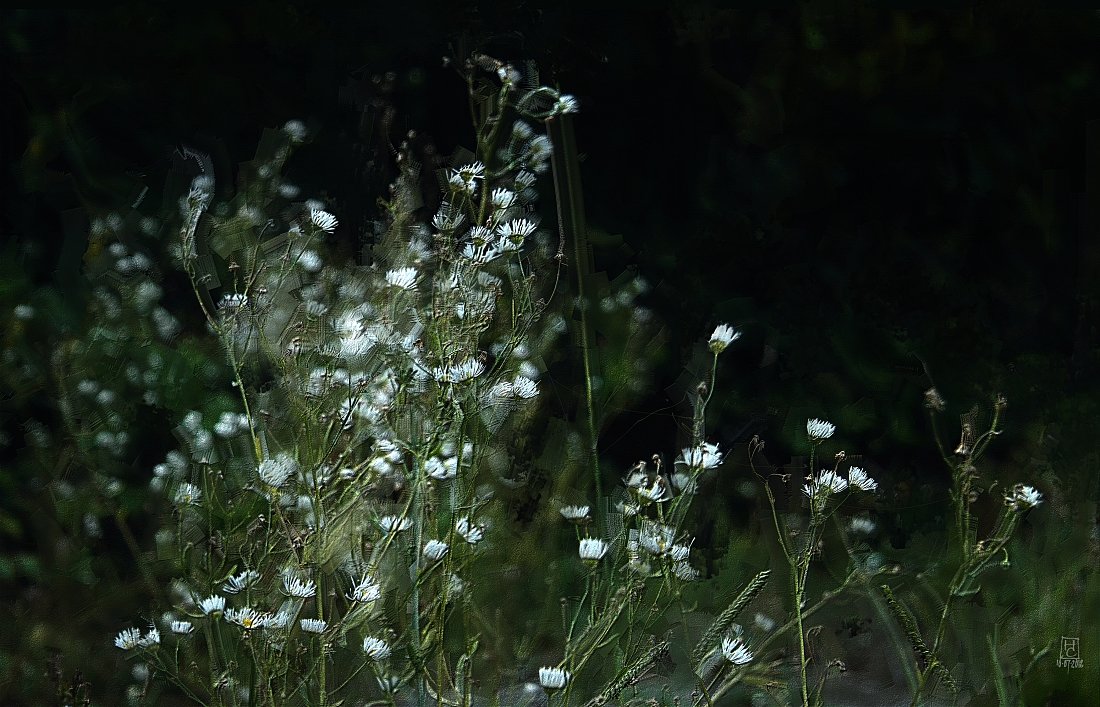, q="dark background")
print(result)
[2,5,1098,703]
